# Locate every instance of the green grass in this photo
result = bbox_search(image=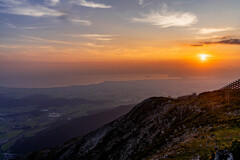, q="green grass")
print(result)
[150,125,240,160]
[24,127,47,137]
[8,130,23,139]
[0,152,4,158]
[0,134,7,141]
[1,140,14,151]
[142,91,240,160]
